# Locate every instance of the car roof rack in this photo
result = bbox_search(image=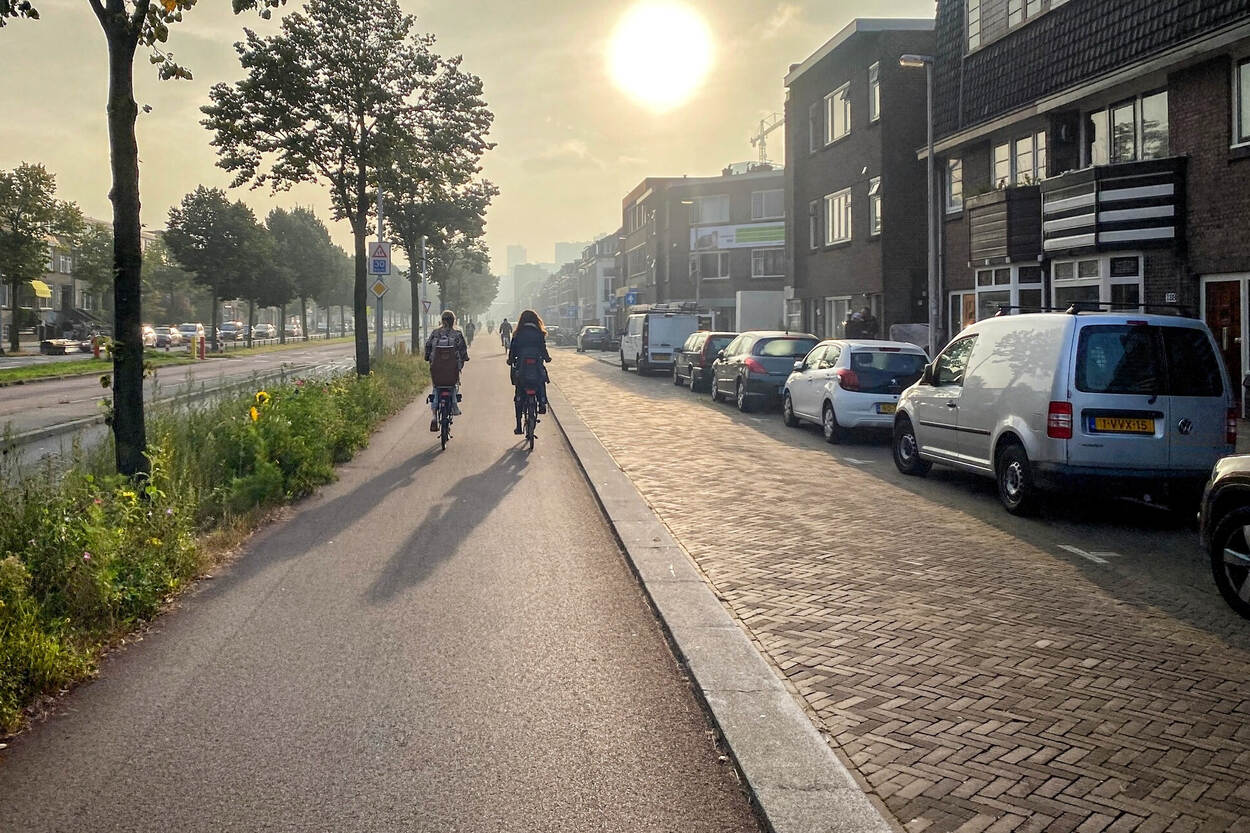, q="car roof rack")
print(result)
[989,302,1194,317]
